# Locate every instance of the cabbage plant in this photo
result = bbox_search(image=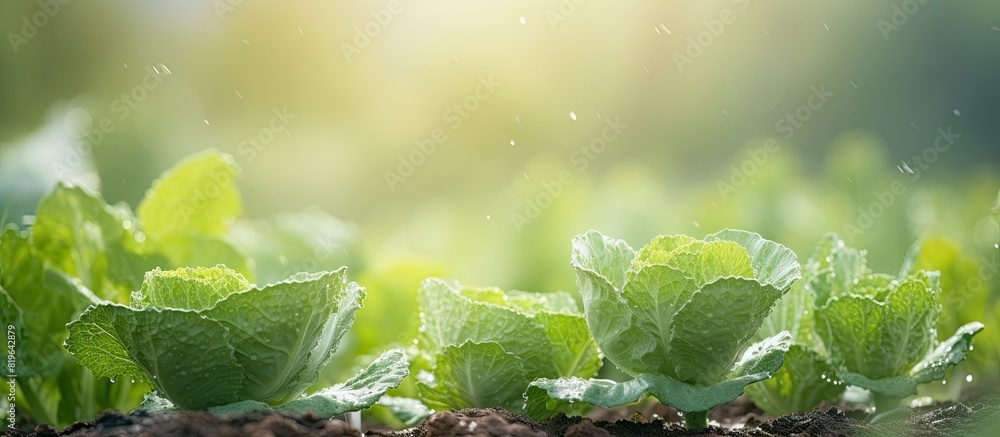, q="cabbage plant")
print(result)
[0,152,249,426]
[743,234,855,415]
[903,235,998,388]
[526,229,800,429]
[415,279,601,415]
[65,266,408,415]
[813,251,983,413]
